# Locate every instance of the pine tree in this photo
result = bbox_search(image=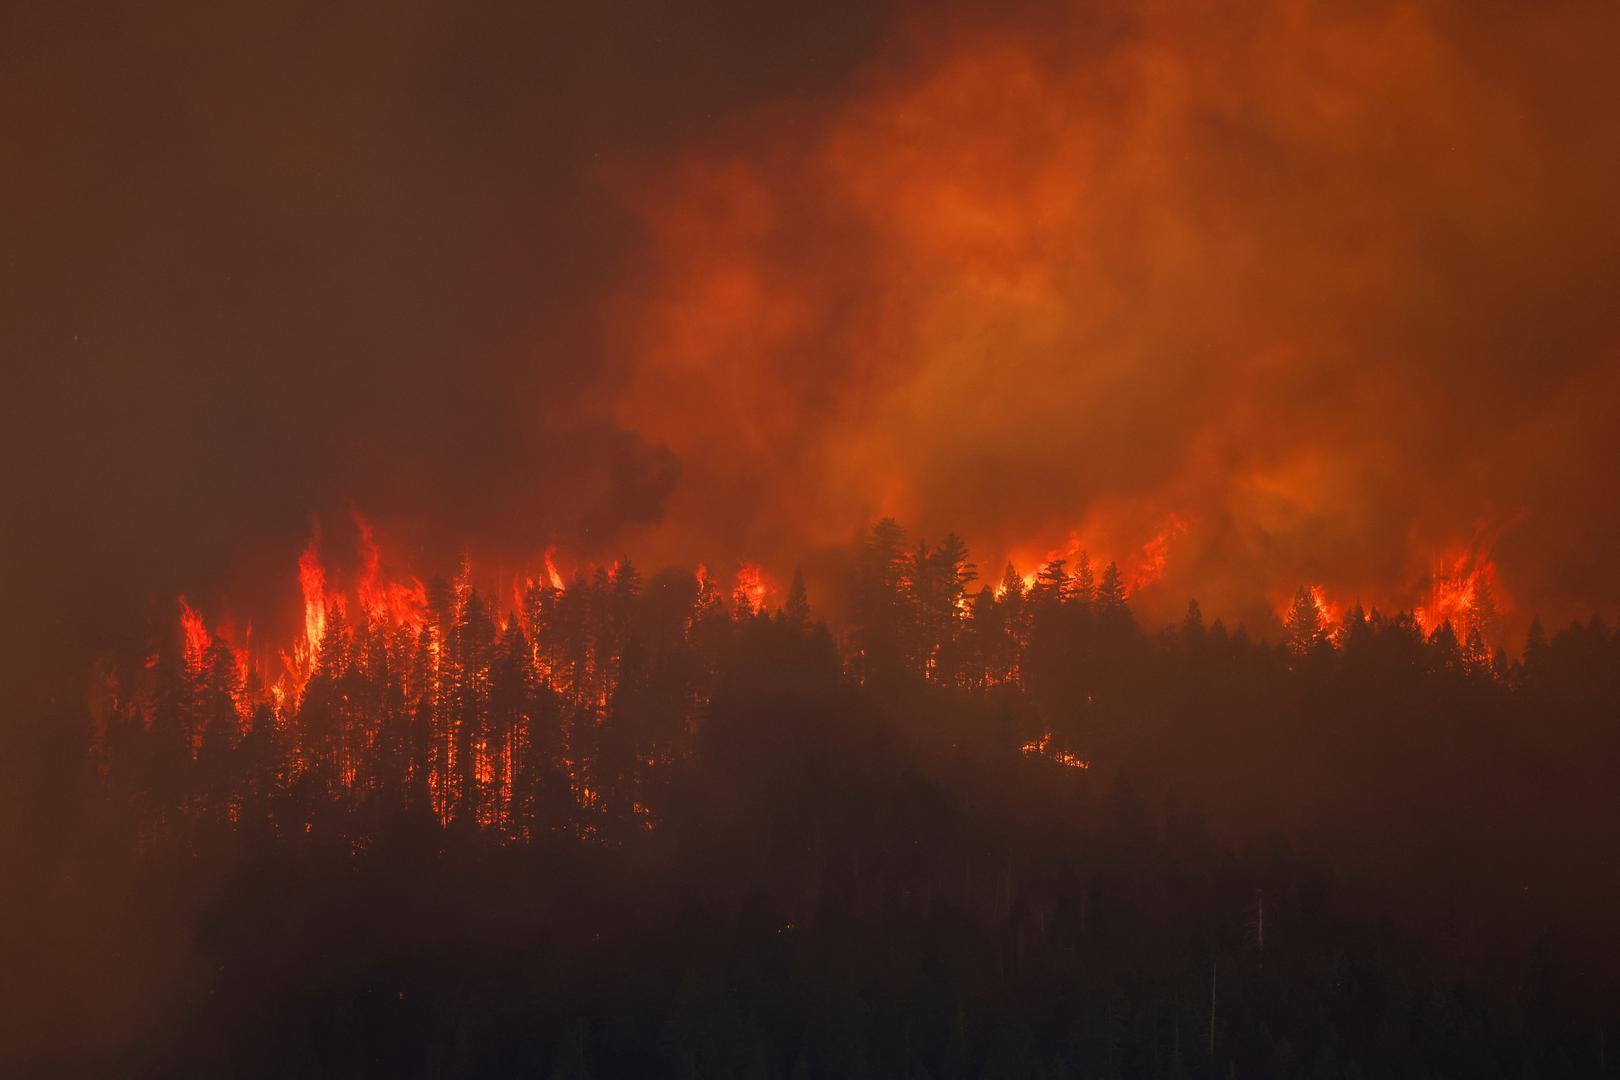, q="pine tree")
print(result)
[1095,561,1127,612]
[929,534,977,684]
[784,568,810,630]
[1033,559,1070,606]
[935,533,978,602]
[1182,599,1205,647]
[854,518,914,683]
[195,638,242,821]
[1524,616,1548,678]
[1342,603,1371,652]
[1428,619,1462,670]
[997,564,1030,685]
[488,622,537,834]
[450,588,496,828]
[1072,552,1096,608]
[1462,624,1492,676]
[1284,587,1323,656]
